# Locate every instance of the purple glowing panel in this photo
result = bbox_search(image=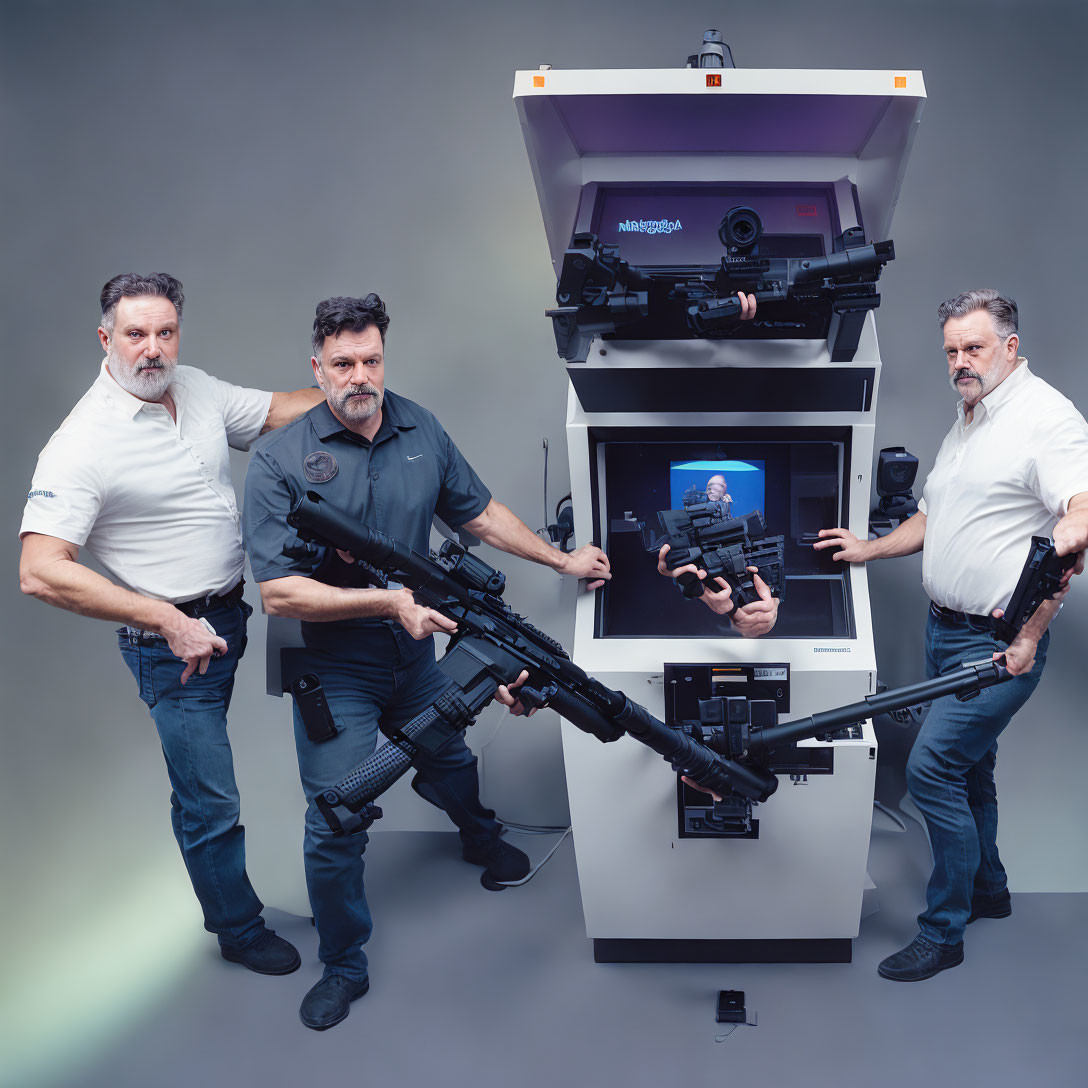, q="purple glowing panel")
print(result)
[591,184,837,265]
[556,94,889,155]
